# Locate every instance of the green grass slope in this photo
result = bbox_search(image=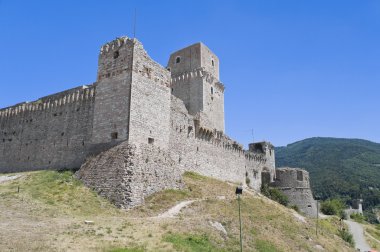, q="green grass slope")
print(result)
[0,170,354,251]
[275,137,380,211]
